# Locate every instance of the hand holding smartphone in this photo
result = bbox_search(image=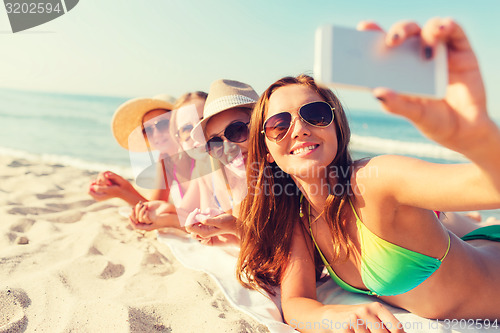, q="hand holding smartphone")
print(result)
[314,25,447,98]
